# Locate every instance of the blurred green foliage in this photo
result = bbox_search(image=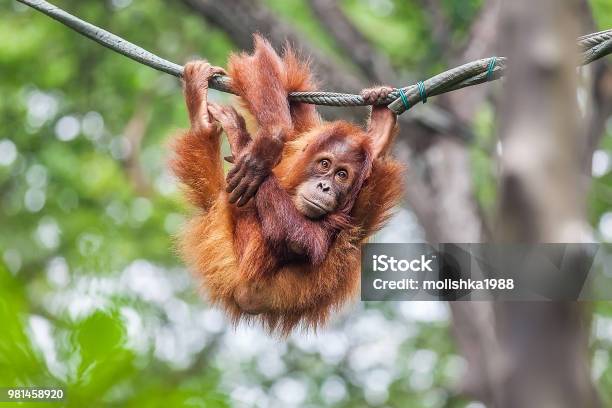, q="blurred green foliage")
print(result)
[0,0,611,407]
